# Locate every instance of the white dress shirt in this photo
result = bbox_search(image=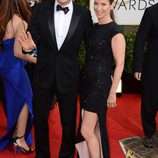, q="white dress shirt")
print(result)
[54,0,73,50]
